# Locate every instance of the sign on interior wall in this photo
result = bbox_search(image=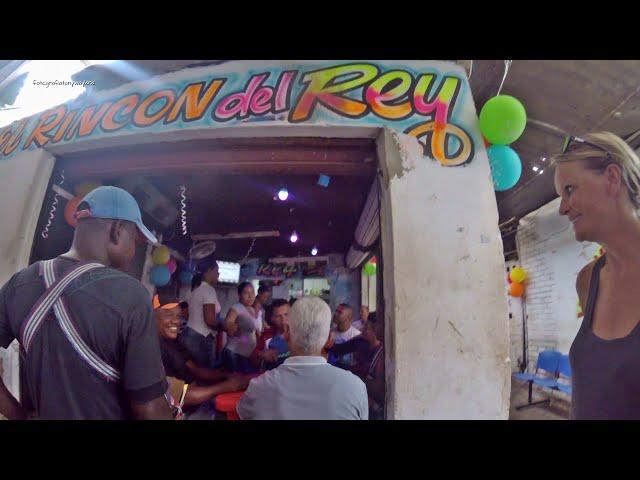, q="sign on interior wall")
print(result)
[252,261,327,278]
[256,263,298,278]
[0,61,477,167]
